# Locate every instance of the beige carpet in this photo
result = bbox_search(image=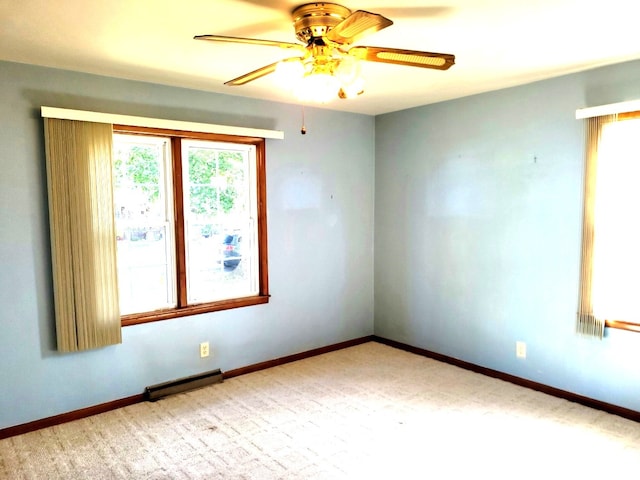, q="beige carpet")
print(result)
[1,342,639,479]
